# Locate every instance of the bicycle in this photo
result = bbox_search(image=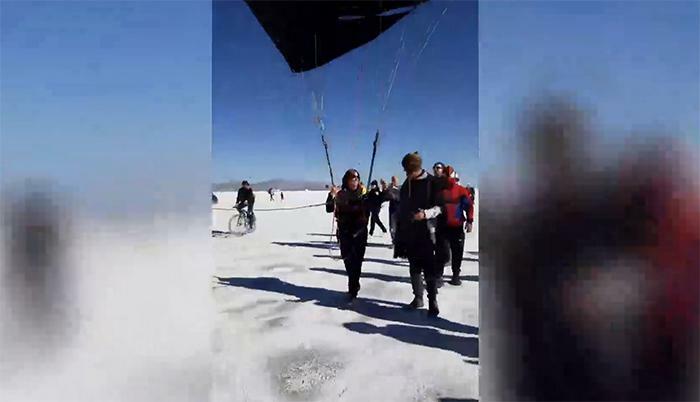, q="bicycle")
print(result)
[228,205,256,235]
